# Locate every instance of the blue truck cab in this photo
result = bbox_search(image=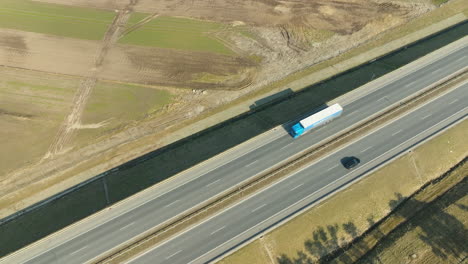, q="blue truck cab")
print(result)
[290,123,304,138]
